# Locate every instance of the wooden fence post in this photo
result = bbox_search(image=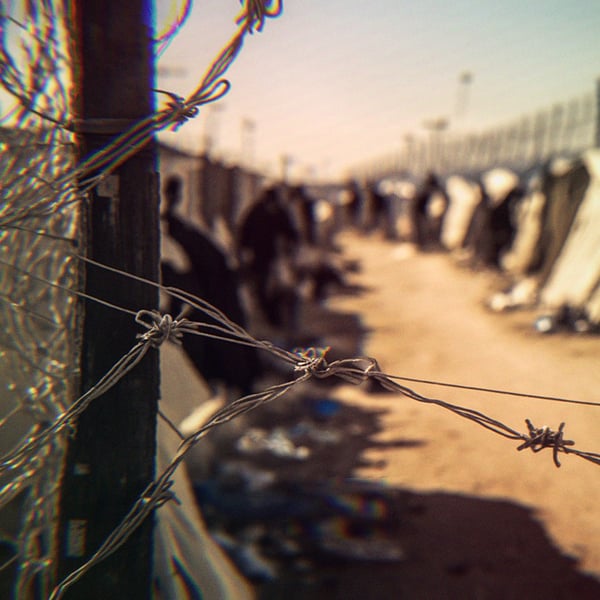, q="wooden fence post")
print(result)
[56,2,159,598]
